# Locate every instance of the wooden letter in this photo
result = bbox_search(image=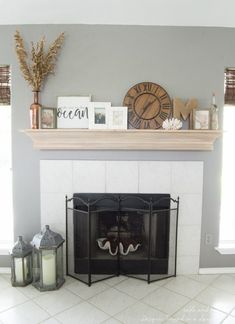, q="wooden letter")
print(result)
[173,98,198,120]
